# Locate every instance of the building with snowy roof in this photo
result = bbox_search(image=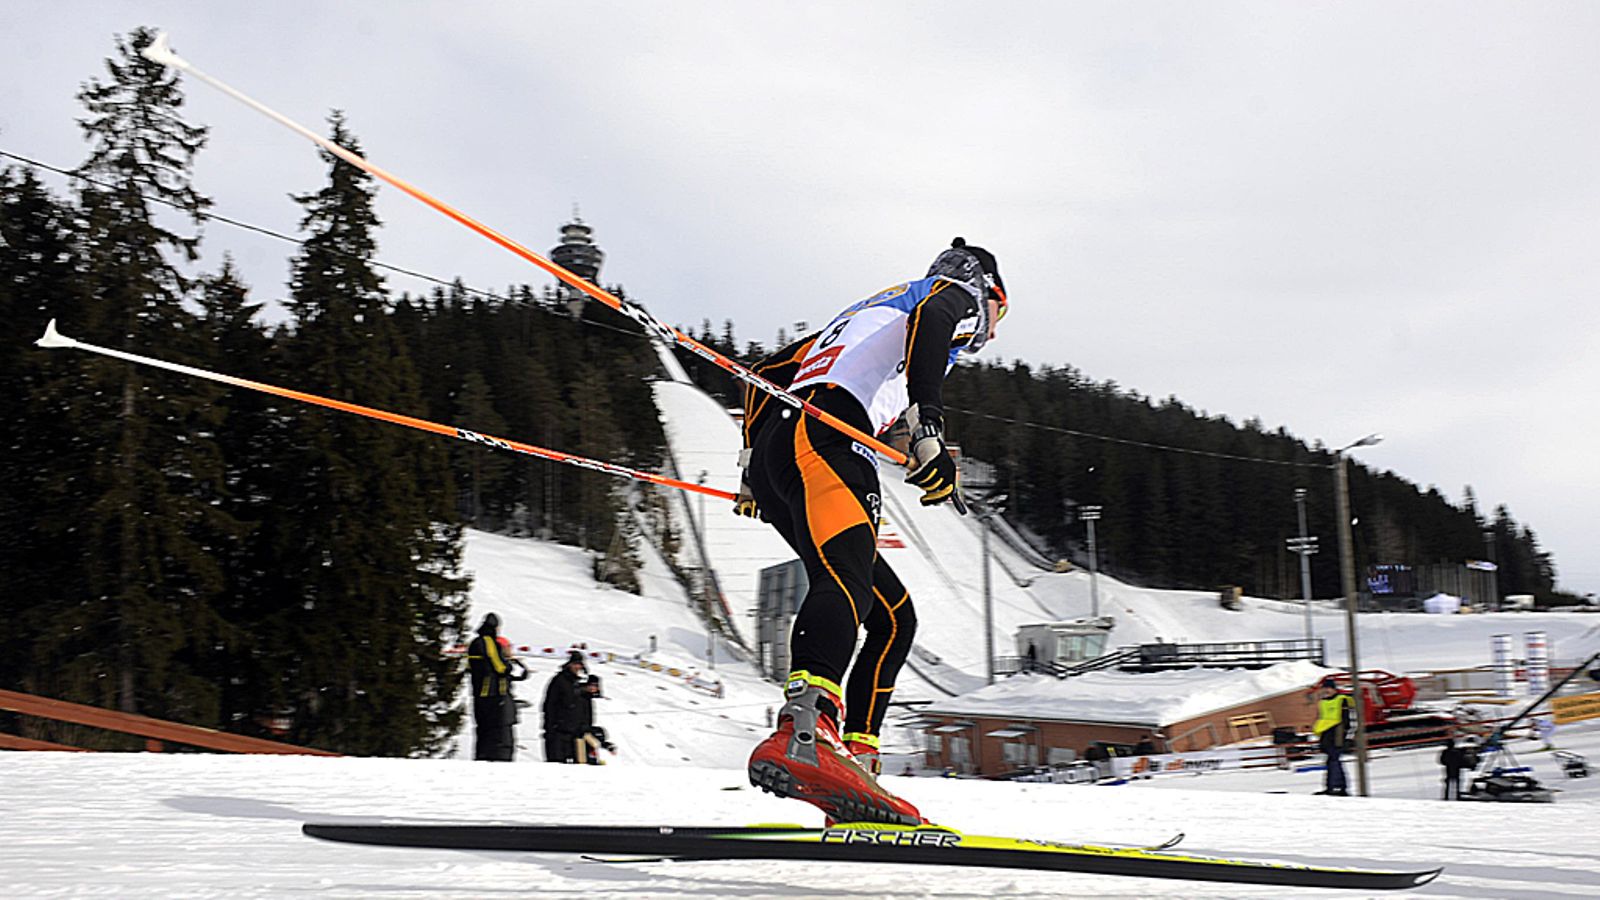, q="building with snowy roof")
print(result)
[919,660,1333,777]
